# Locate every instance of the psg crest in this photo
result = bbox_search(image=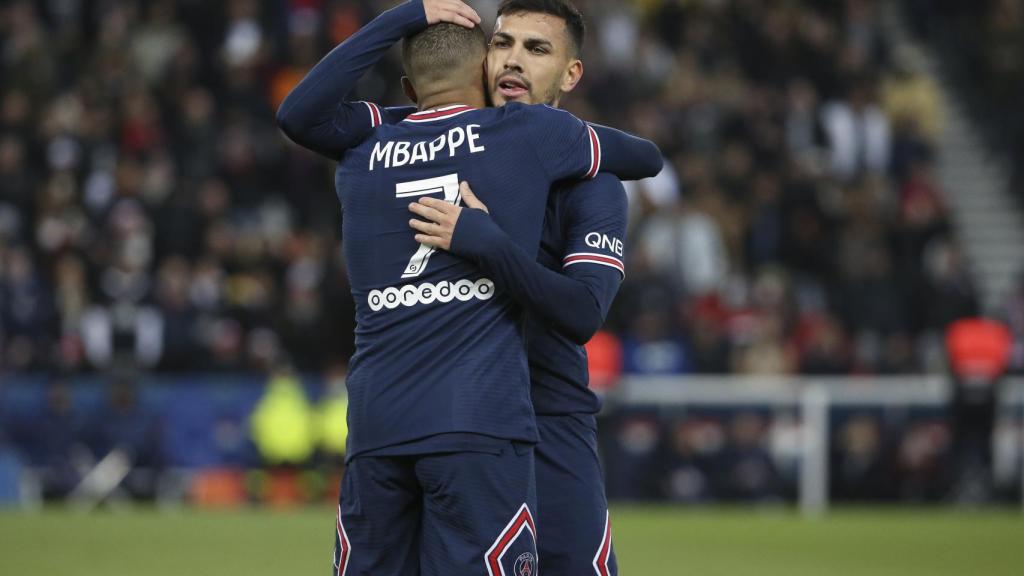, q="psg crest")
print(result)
[513,552,536,576]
